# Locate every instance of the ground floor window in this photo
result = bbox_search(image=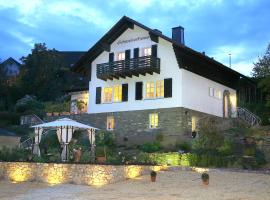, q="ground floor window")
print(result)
[107,116,115,130]
[149,113,158,129]
[191,116,197,138]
